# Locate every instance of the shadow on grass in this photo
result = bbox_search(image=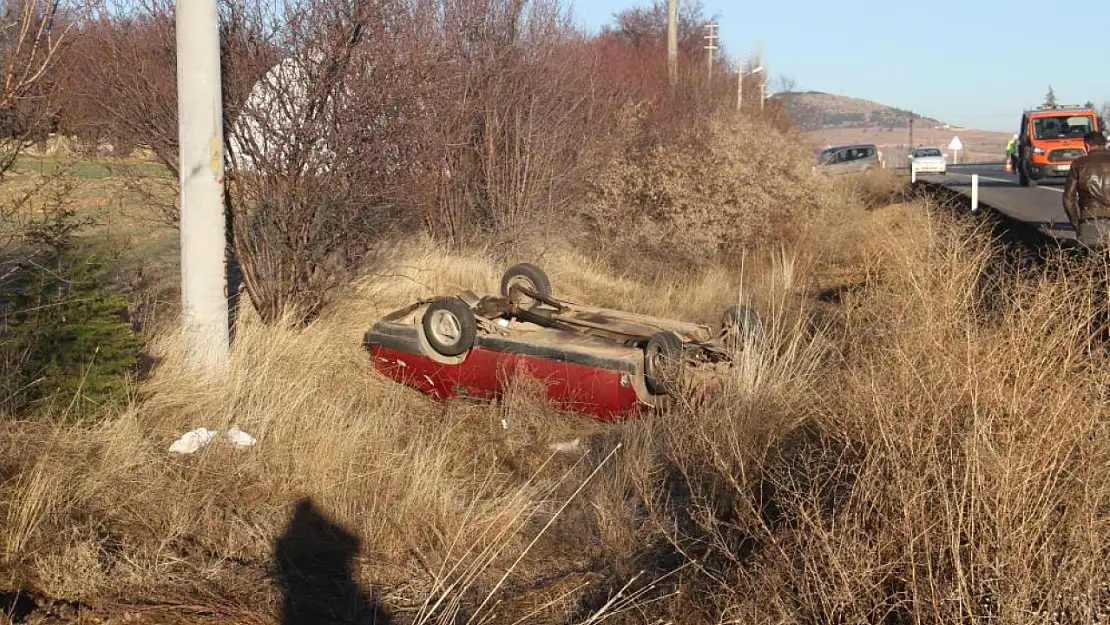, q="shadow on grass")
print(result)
[274,498,392,625]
